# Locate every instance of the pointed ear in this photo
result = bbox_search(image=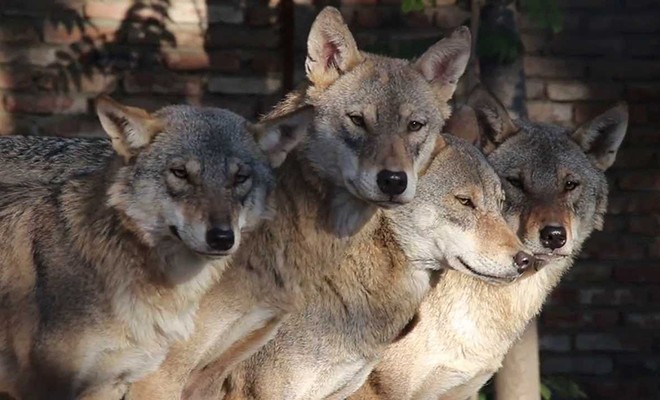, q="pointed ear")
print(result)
[96,96,161,162]
[464,85,518,154]
[305,7,363,89]
[414,26,471,103]
[571,103,628,171]
[248,106,314,168]
[444,104,480,146]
